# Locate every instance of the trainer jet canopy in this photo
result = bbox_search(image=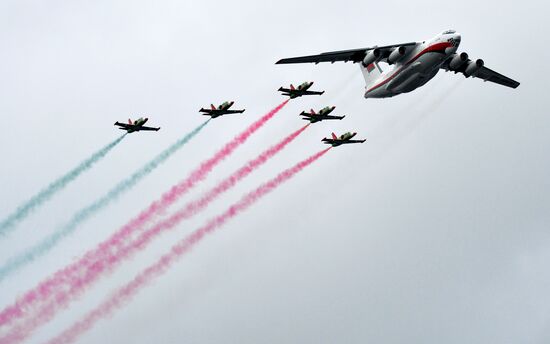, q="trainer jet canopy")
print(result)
[199,101,245,118]
[300,106,345,123]
[278,81,325,99]
[322,132,365,147]
[276,30,519,99]
[114,118,160,133]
